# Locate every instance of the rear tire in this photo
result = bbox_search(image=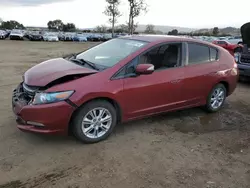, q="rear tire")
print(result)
[72,100,117,144]
[204,83,227,113]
